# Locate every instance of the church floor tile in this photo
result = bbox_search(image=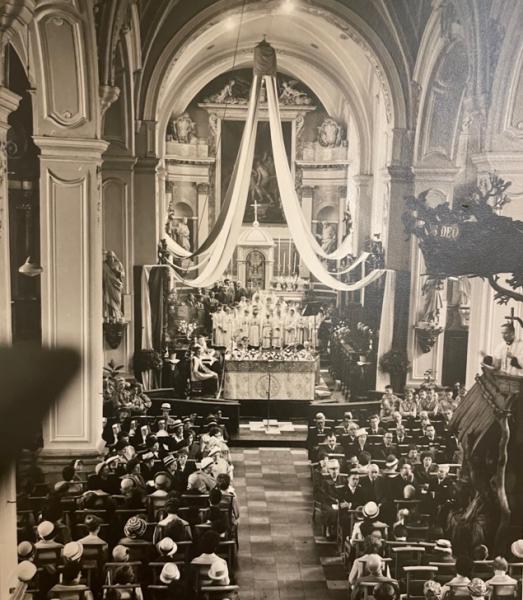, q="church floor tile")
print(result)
[231,447,348,599]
